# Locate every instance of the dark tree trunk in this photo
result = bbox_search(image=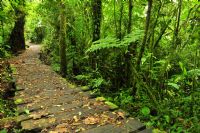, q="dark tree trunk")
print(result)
[92,0,102,42]
[118,0,124,40]
[127,0,133,34]
[91,0,102,69]
[59,1,67,77]
[9,10,26,53]
[125,0,133,87]
[69,16,80,76]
